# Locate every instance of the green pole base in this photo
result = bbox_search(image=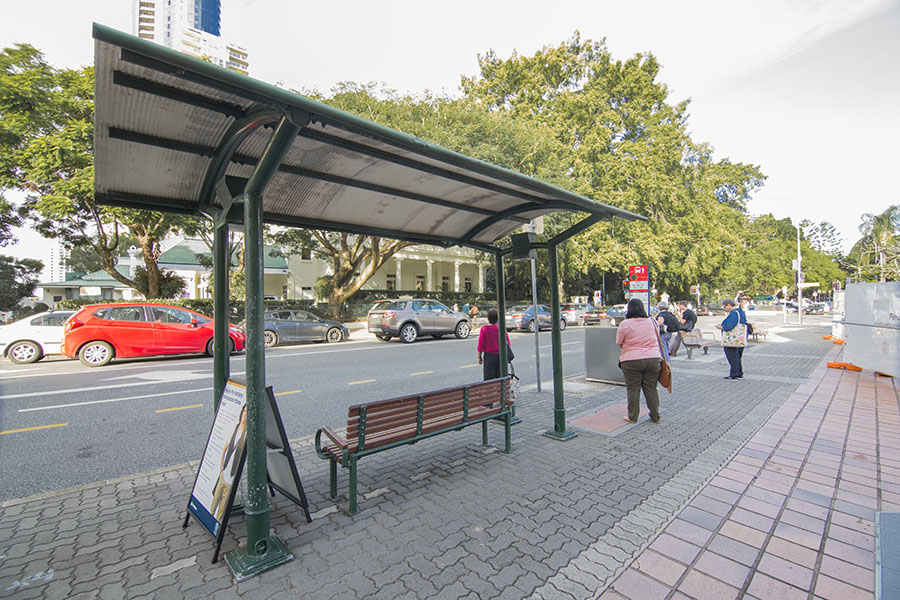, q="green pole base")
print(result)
[542,428,578,442]
[224,535,293,582]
